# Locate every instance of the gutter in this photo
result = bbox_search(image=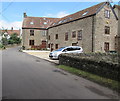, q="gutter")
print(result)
[48,14,96,29]
[22,27,47,30]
